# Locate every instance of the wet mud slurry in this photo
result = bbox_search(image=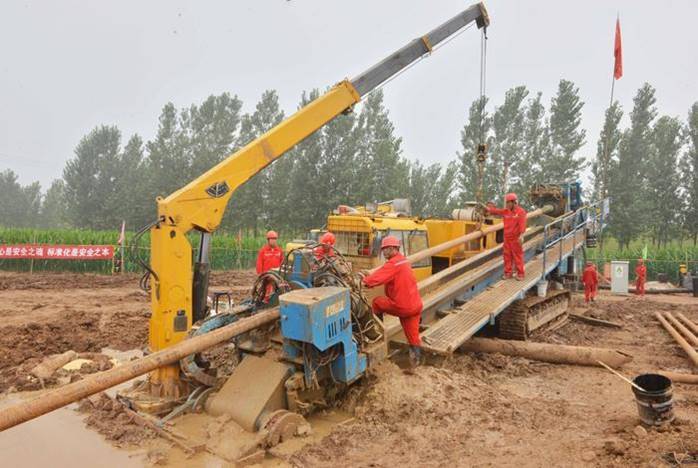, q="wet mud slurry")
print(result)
[0,270,697,467]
